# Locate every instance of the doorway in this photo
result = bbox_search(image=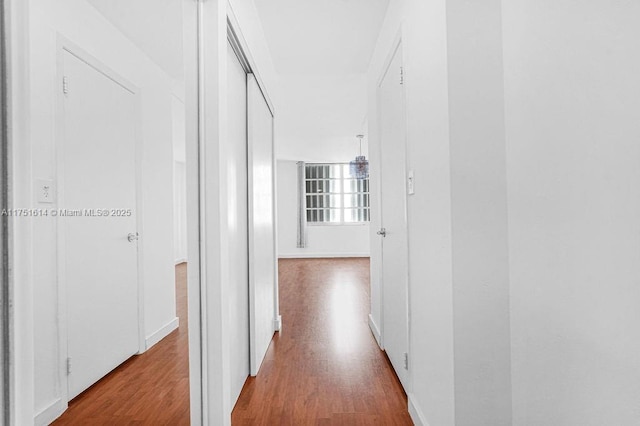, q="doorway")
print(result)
[378,40,410,391]
[59,47,141,400]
